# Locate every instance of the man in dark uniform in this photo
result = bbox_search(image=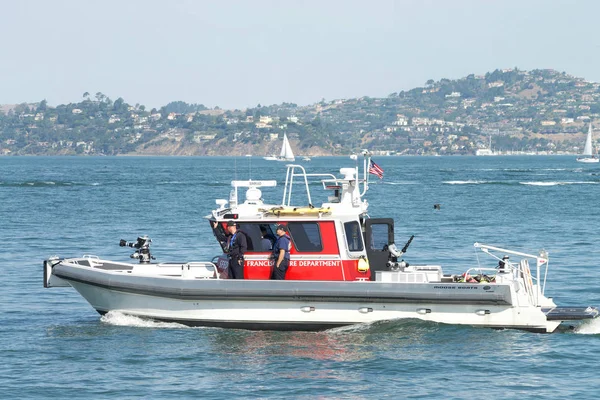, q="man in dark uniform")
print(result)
[271,224,291,280]
[212,220,247,279]
[498,255,510,274]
